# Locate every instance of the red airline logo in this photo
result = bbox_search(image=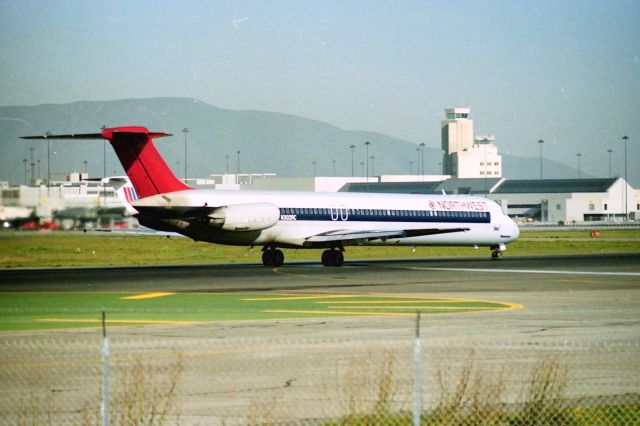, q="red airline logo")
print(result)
[428,199,487,211]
